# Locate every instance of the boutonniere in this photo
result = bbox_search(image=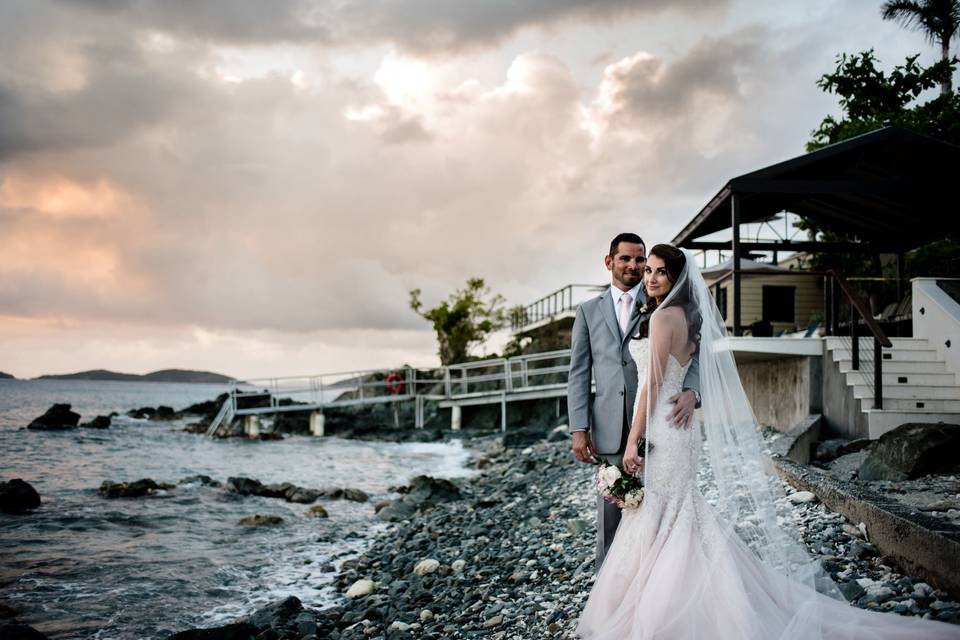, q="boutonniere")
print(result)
[635,301,648,315]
